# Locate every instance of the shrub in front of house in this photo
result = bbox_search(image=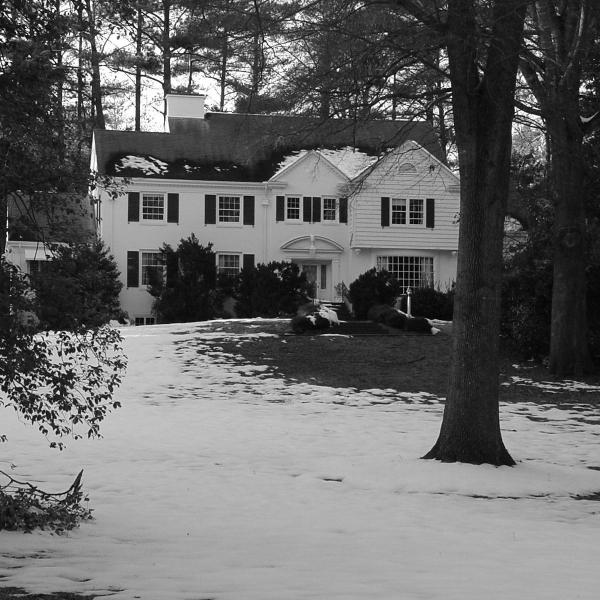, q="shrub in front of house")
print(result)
[367,303,436,334]
[148,235,222,323]
[235,261,312,318]
[31,239,125,330]
[347,268,403,319]
[397,286,455,320]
